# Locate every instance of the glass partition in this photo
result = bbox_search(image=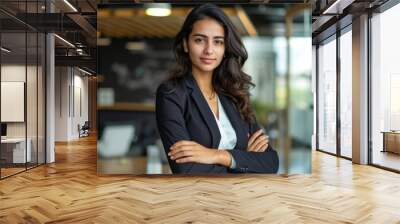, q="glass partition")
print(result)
[1,30,28,177]
[371,3,400,171]
[0,1,46,179]
[317,36,337,154]
[339,28,352,158]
